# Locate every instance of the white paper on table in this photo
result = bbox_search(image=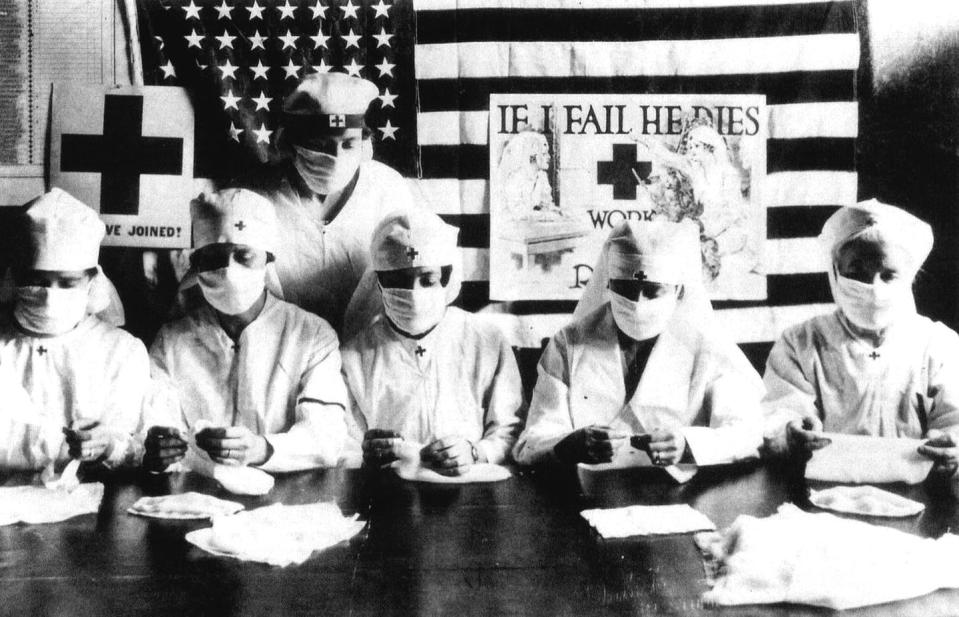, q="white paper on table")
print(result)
[182,420,274,496]
[577,446,698,484]
[0,481,104,525]
[805,433,933,484]
[387,440,512,484]
[580,504,716,539]
[702,504,959,610]
[391,461,511,484]
[127,492,245,520]
[809,485,924,518]
[184,502,366,567]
